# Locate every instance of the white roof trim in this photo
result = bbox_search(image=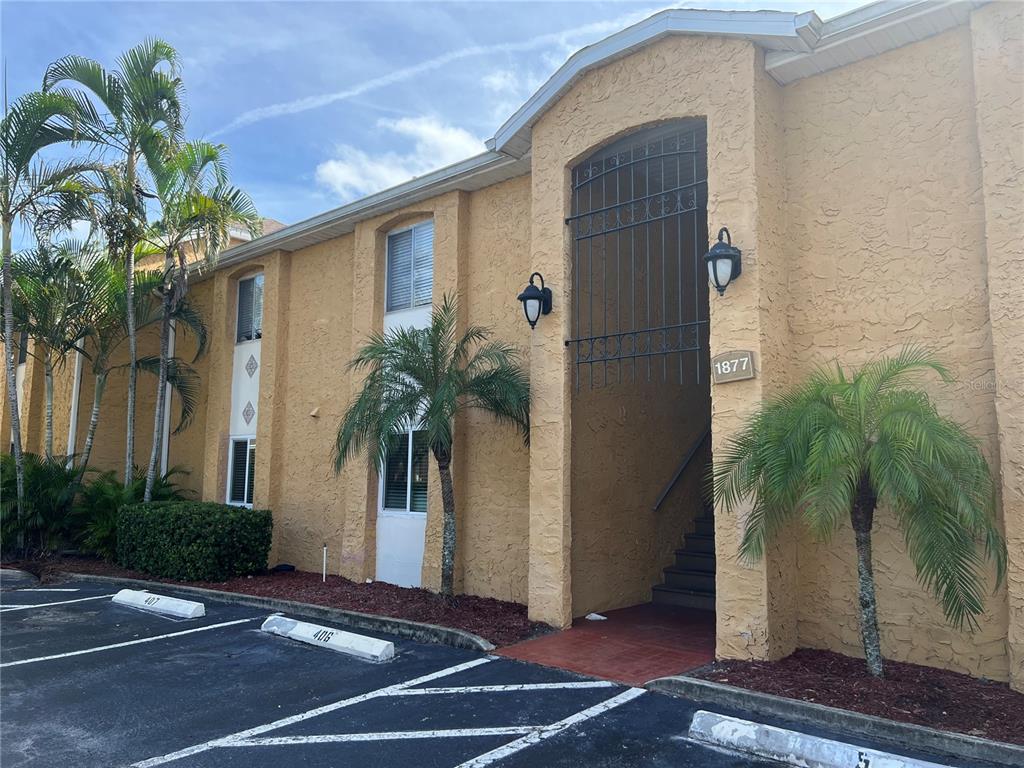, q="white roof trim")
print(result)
[488,9,823,158]
[213,151,529,270]
[489,1,985,158]
[214,1,983,271]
